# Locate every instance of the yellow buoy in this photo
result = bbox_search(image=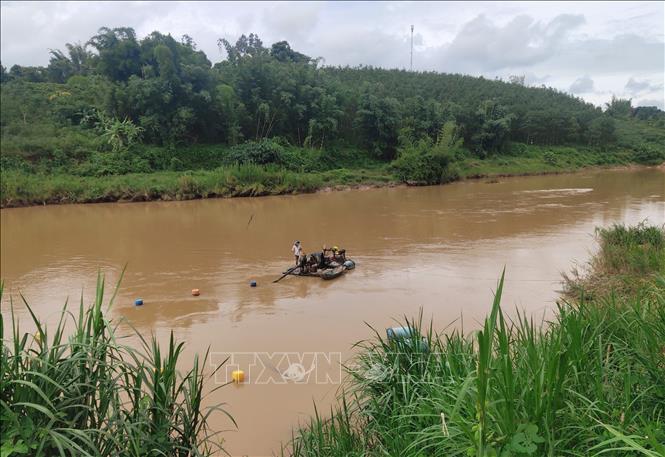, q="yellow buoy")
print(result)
[232,369,245,384]
[192,288,200,296]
